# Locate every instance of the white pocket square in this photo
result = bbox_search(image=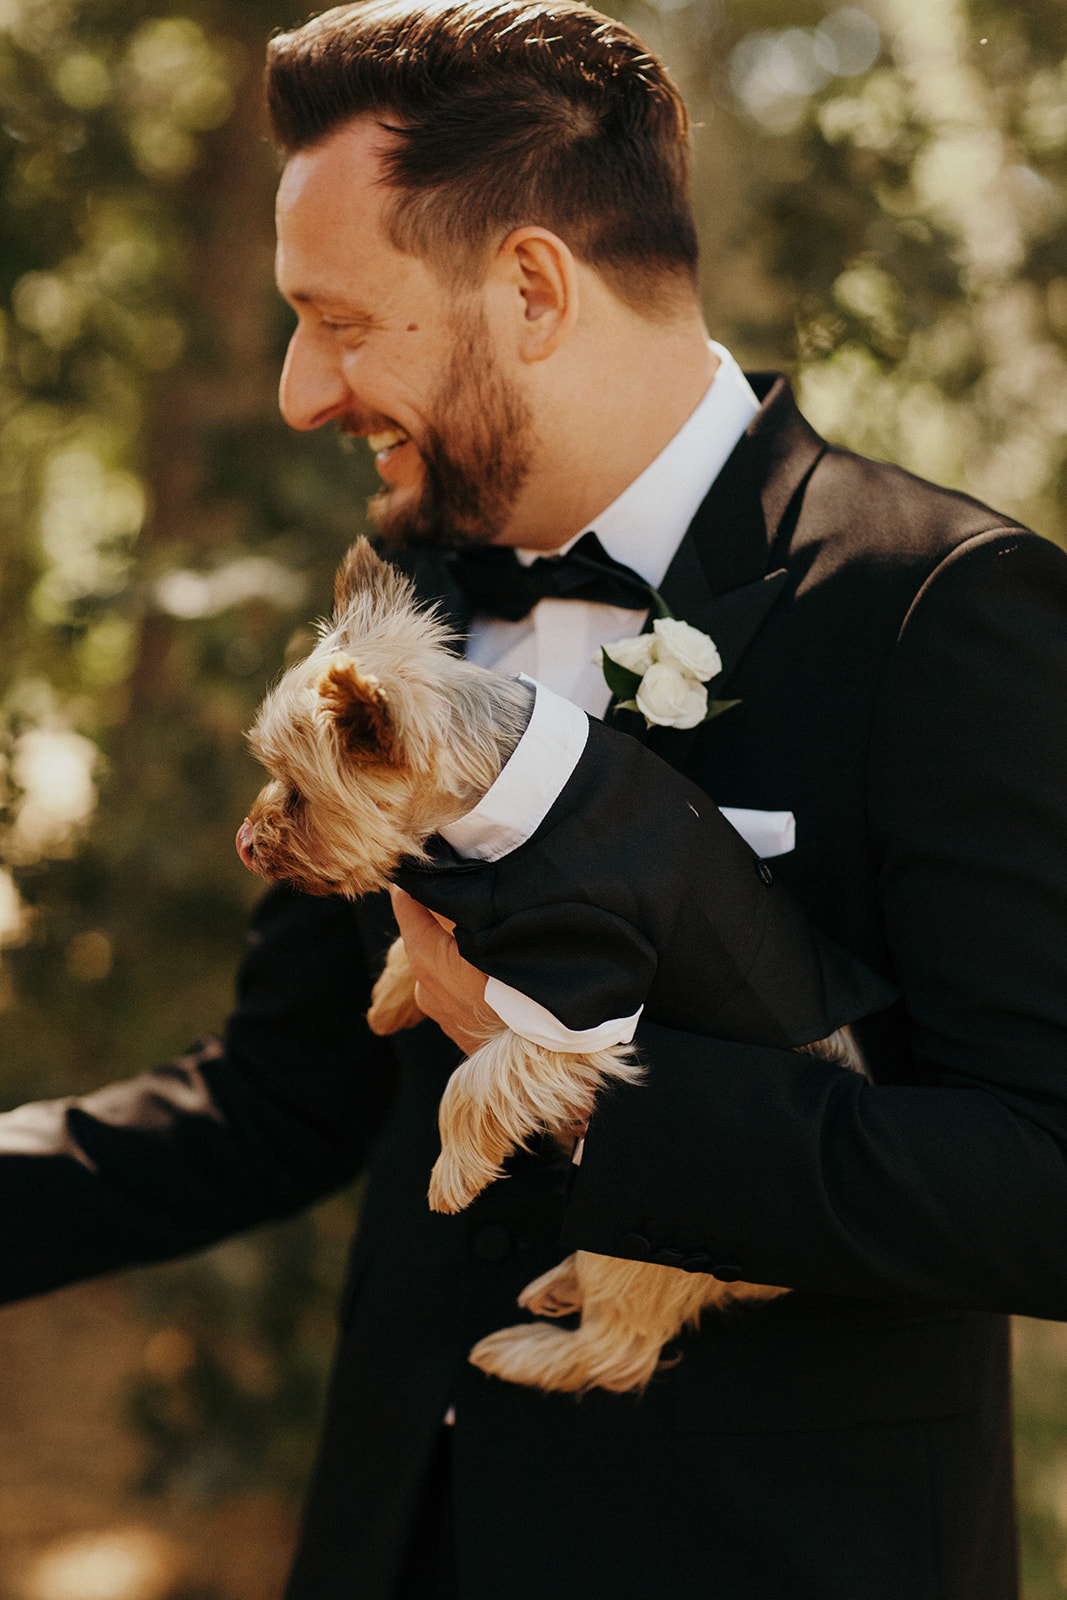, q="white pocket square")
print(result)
[718,807,796,859]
